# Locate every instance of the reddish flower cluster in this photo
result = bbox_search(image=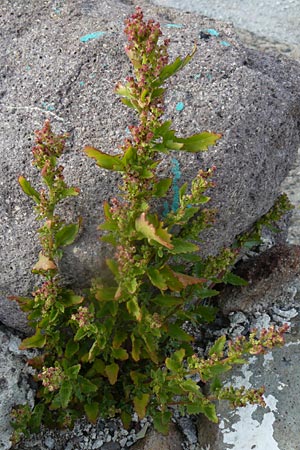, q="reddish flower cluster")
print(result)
[38,365,64,392]
[32,120,68,169]
[71,306,93,328]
